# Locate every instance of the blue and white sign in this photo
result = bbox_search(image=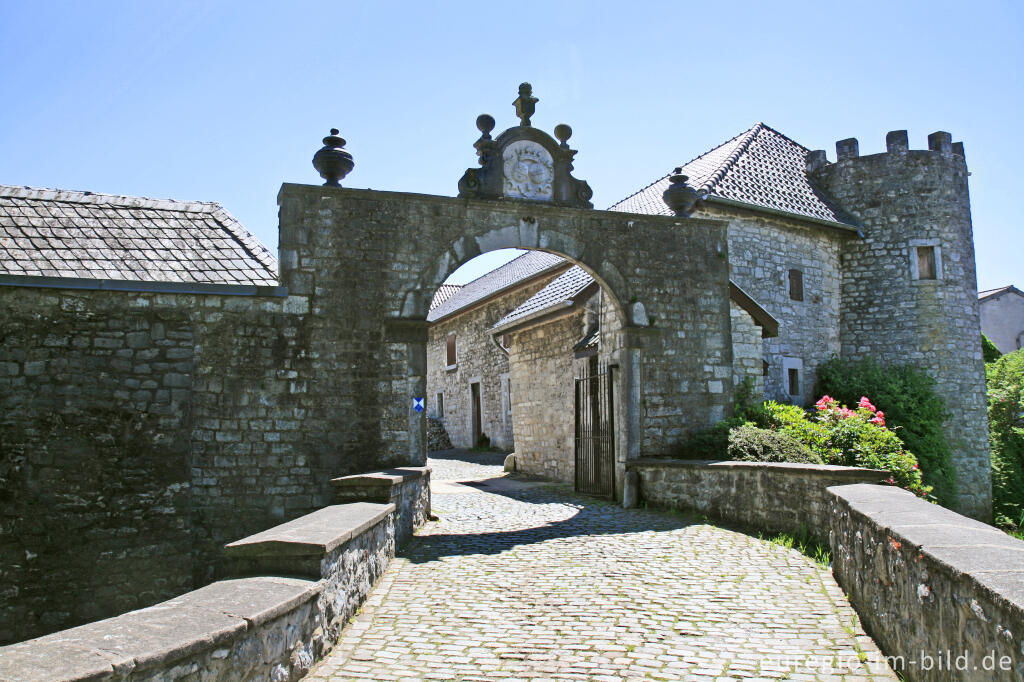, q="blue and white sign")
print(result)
[413,397,424,413]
